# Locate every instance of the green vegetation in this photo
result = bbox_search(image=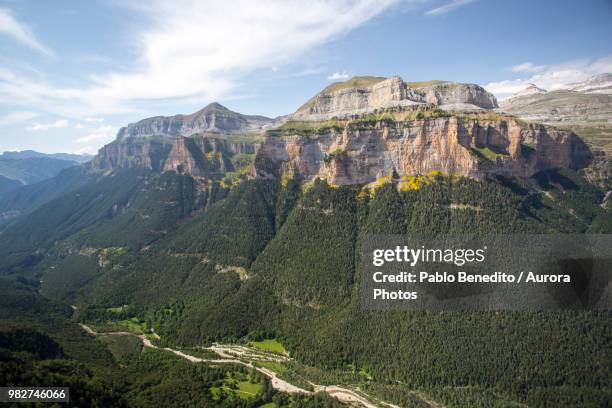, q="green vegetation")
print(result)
[1,162,611,407]
[250,339,287,354]
[225,133,265,144]
[322,76,386,93]
[569,126,612,152]
[274,119,345,137]
[406,79,445,88]
[471,146,510,161]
